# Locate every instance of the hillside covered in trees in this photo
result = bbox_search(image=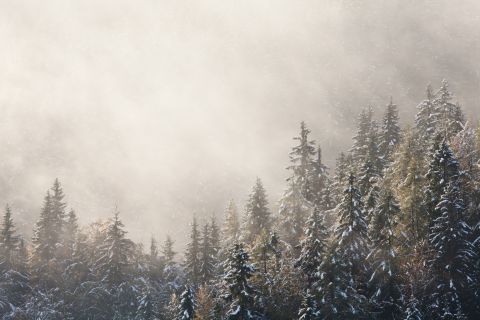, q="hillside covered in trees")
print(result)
[1,80,480,319]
